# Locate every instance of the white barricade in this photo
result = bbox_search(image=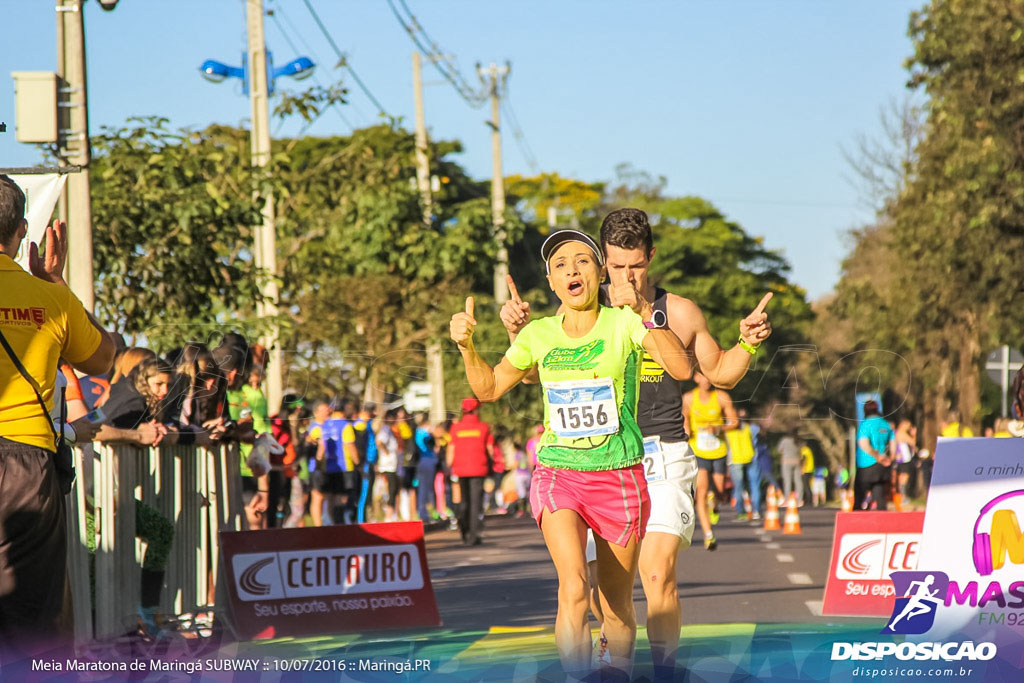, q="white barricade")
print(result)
[67,442,245,642]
